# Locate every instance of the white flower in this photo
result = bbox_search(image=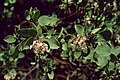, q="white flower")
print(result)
[30,40,48,53]
[78,39,84,46]
[4,73,16,80]
[4,74,11,80]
